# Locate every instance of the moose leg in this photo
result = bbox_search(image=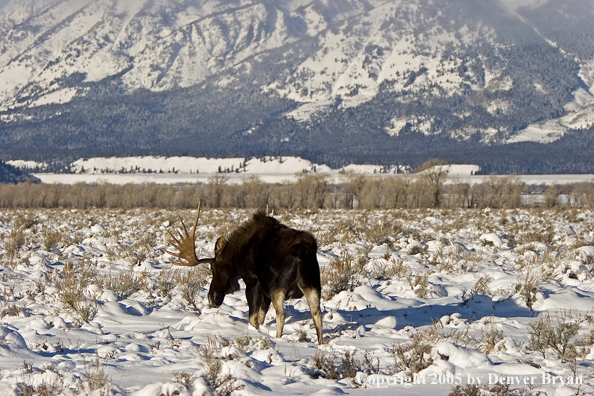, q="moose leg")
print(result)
[271,289,285,338]
[245,283,262,329]
[258,294,271,325]
[300,285,323,345]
